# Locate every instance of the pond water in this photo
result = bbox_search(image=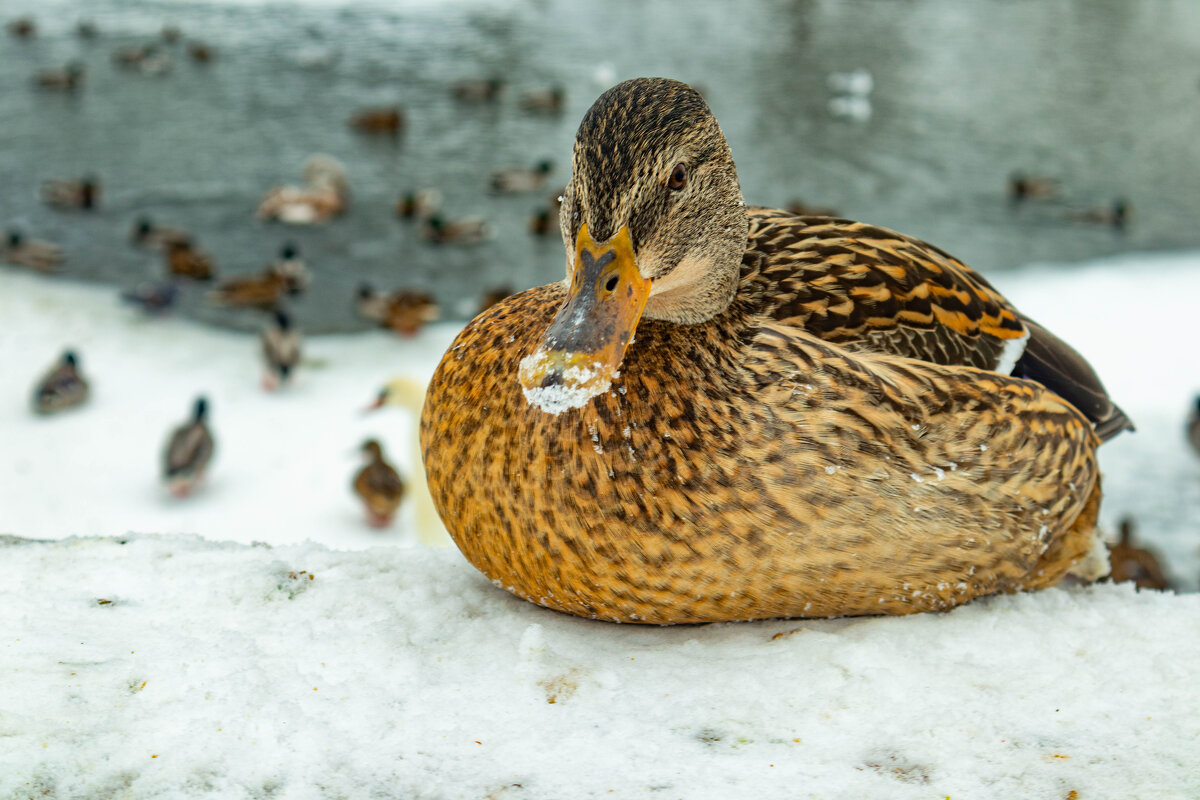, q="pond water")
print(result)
[2,0,1198,332]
